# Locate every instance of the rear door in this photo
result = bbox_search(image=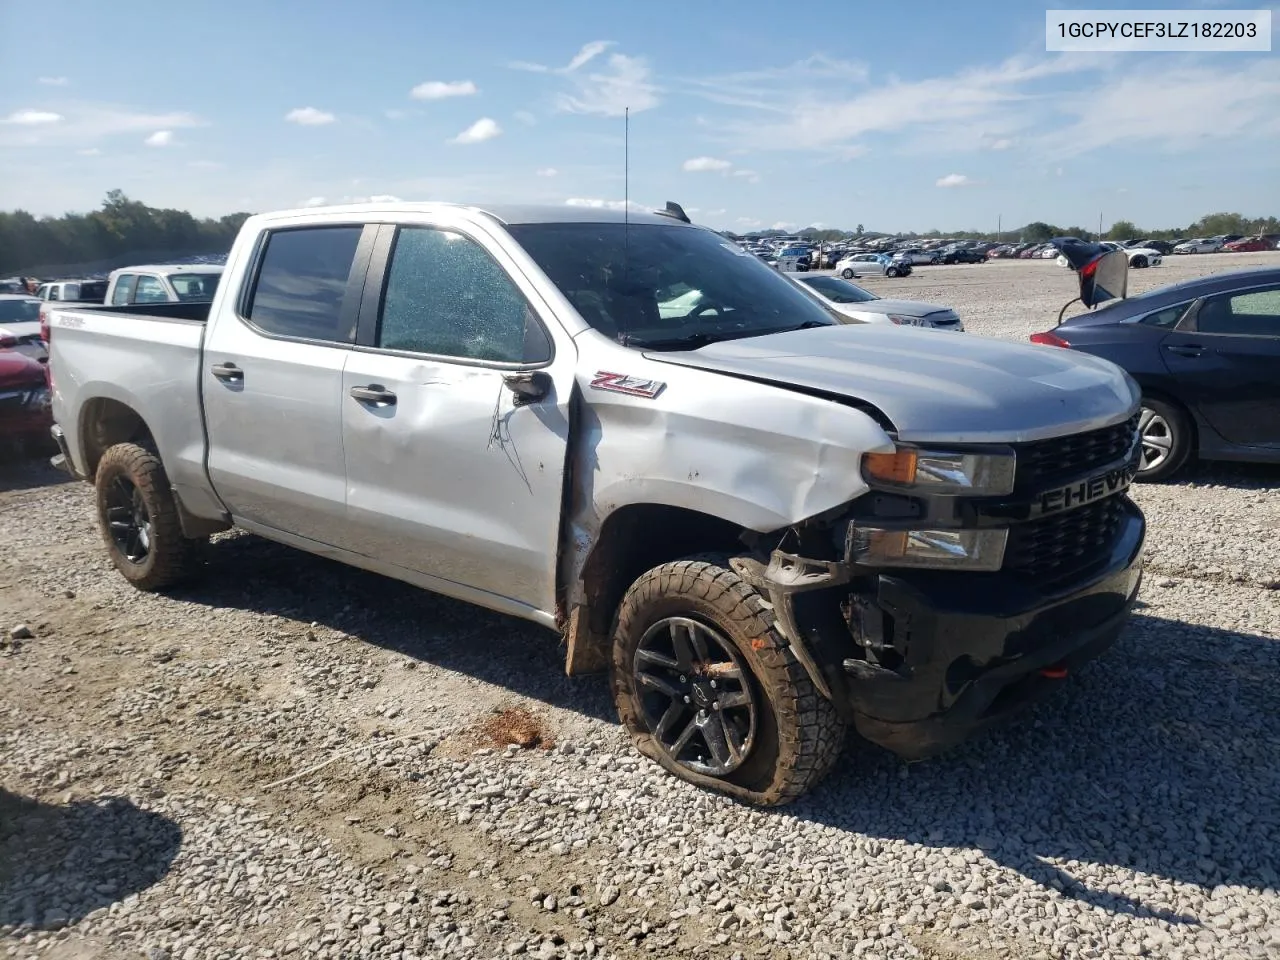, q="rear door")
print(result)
[1161,283,1280,447]
[338,218,574,615]
[202,222,376,544]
